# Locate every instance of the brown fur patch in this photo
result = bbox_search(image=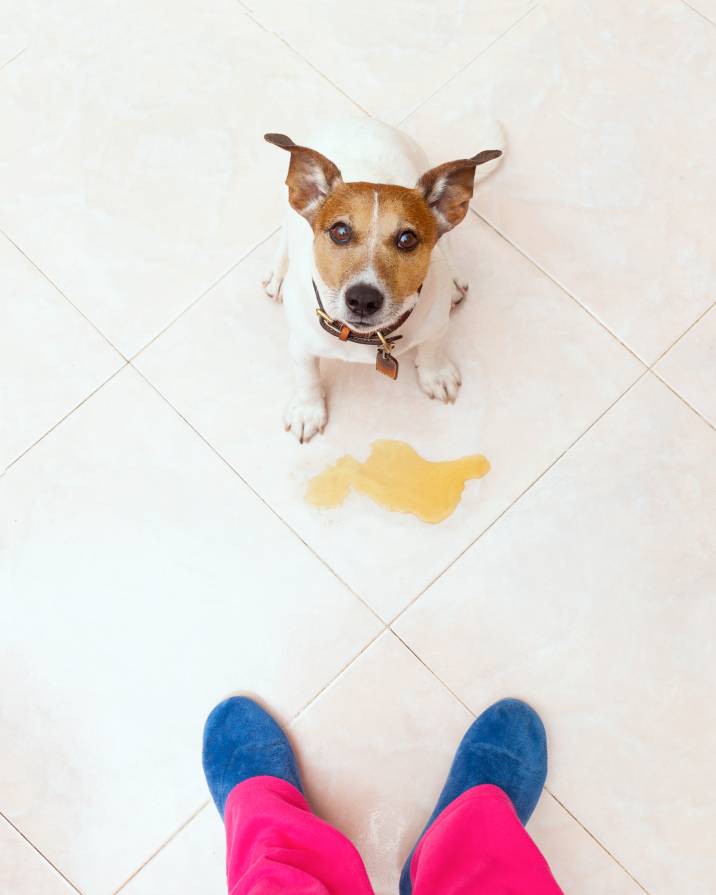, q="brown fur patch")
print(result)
[313,183,438,303]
